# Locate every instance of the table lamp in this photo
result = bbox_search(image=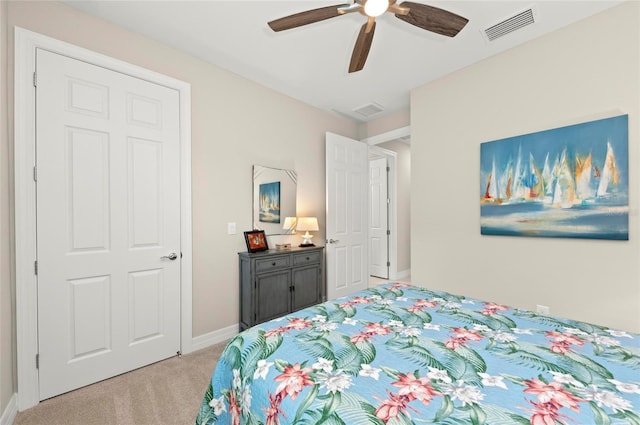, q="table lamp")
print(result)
[296,217,319,247]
